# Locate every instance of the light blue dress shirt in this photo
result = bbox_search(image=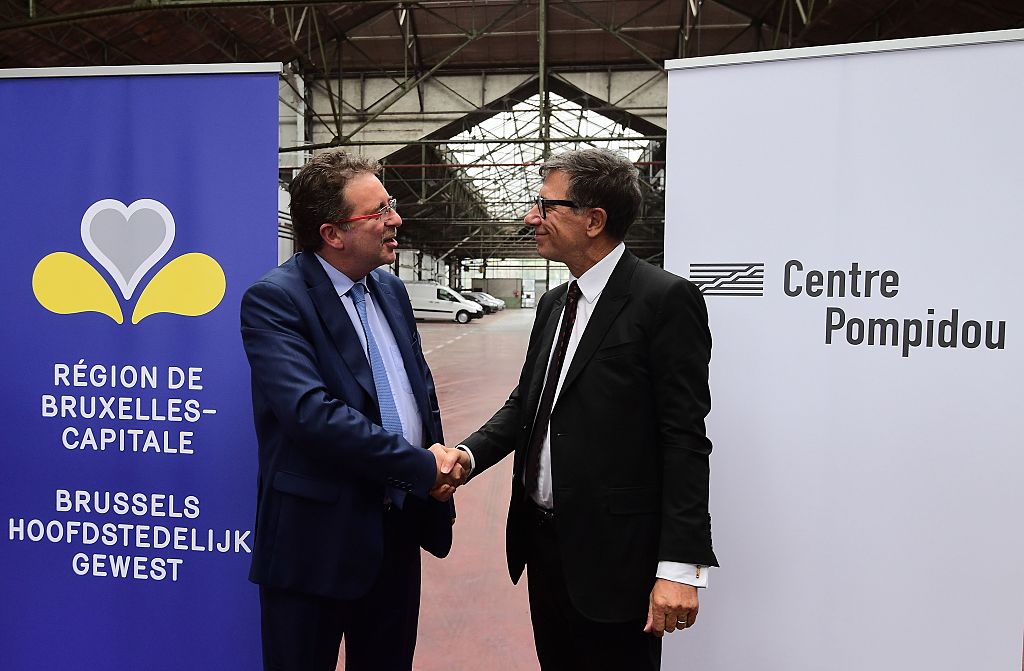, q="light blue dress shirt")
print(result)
[315,256,423,450]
